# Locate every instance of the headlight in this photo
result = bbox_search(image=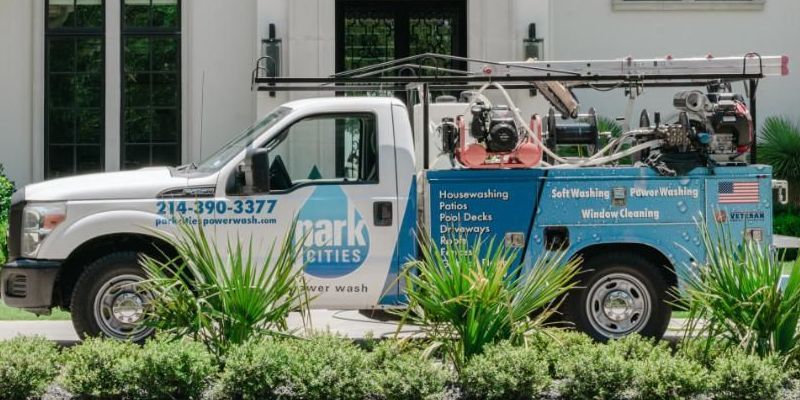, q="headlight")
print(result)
[22,203,66,257]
